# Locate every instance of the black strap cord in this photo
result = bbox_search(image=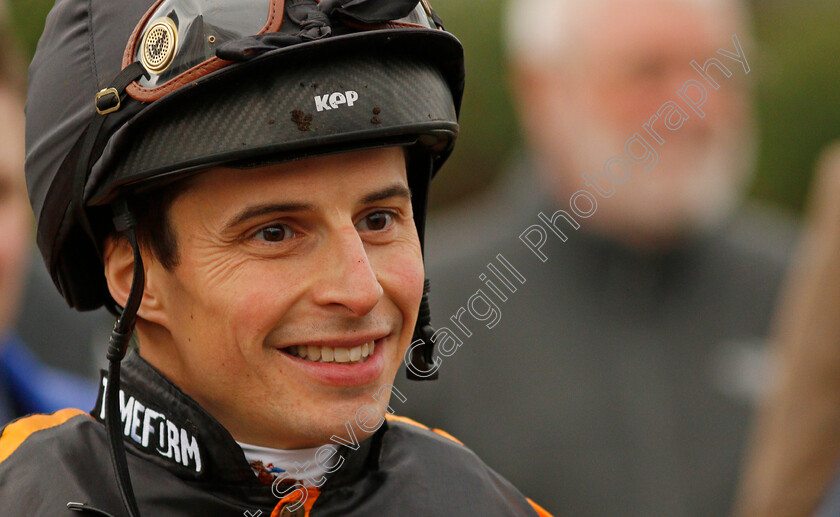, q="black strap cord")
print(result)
[60,63,148,516]
[406,278,439,380]
[102,199,145,517]
[37,63,146,311]
[406,154,439,381]
[72,62,147,250]
[68,201,144,517]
